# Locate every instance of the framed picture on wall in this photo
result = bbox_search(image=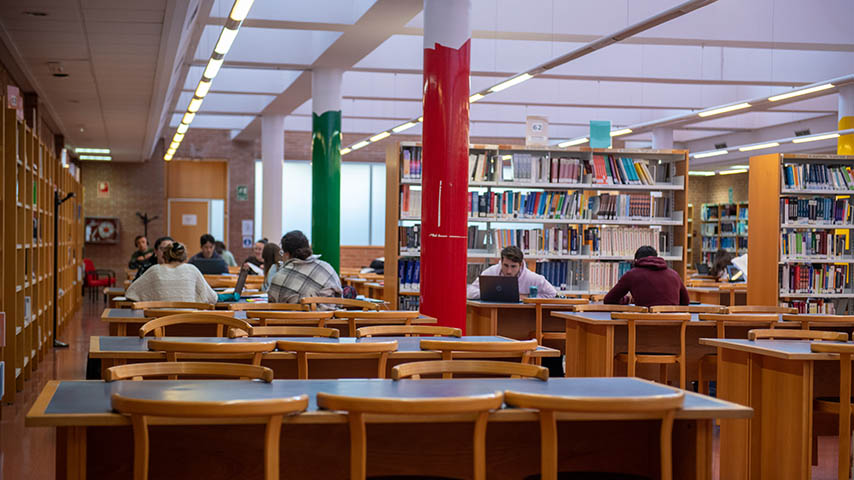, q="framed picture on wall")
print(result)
[84,217,119,244]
